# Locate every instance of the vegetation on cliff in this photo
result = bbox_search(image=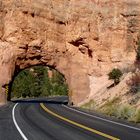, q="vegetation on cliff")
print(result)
[108,68,123,85]
[81,39,140,123]
[11,66,68,98]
